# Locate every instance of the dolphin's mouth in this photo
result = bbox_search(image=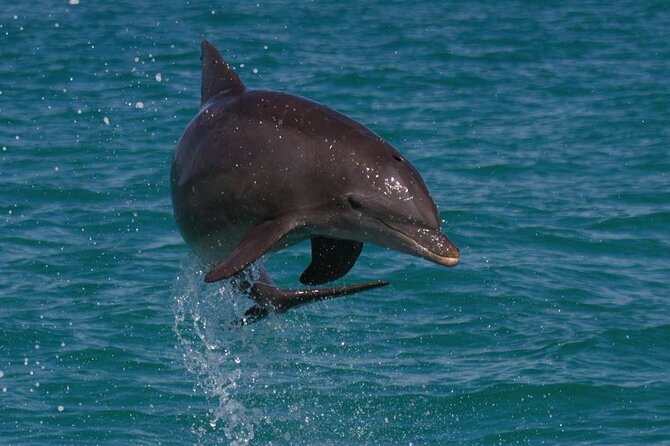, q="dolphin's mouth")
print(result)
[380,220,460,267]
